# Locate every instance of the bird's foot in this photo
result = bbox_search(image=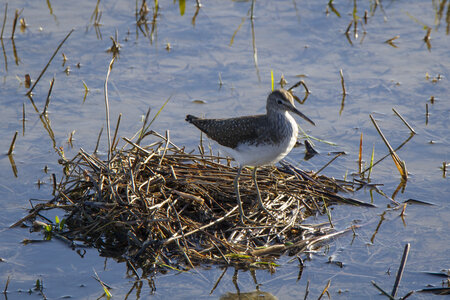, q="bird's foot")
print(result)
[238,211,256,226]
